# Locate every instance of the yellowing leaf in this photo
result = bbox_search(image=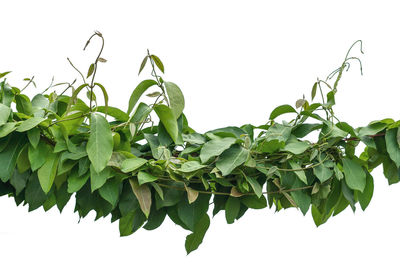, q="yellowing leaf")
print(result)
[184,184,199,204]
[129,178,151,218]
